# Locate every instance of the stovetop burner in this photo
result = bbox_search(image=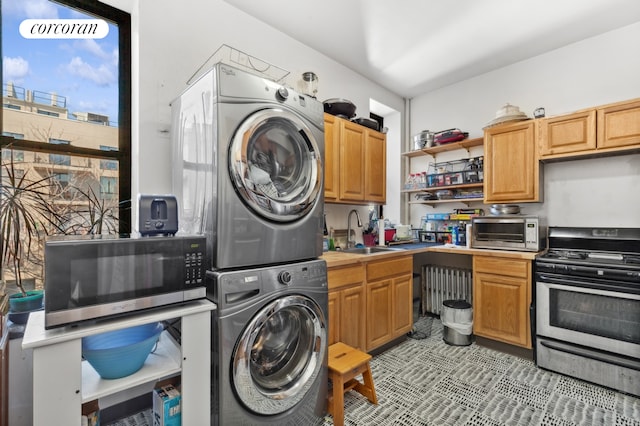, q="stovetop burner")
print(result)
[537,227,640,282]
